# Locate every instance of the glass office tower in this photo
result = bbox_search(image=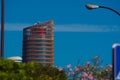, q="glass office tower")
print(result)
[22,20,54,66]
